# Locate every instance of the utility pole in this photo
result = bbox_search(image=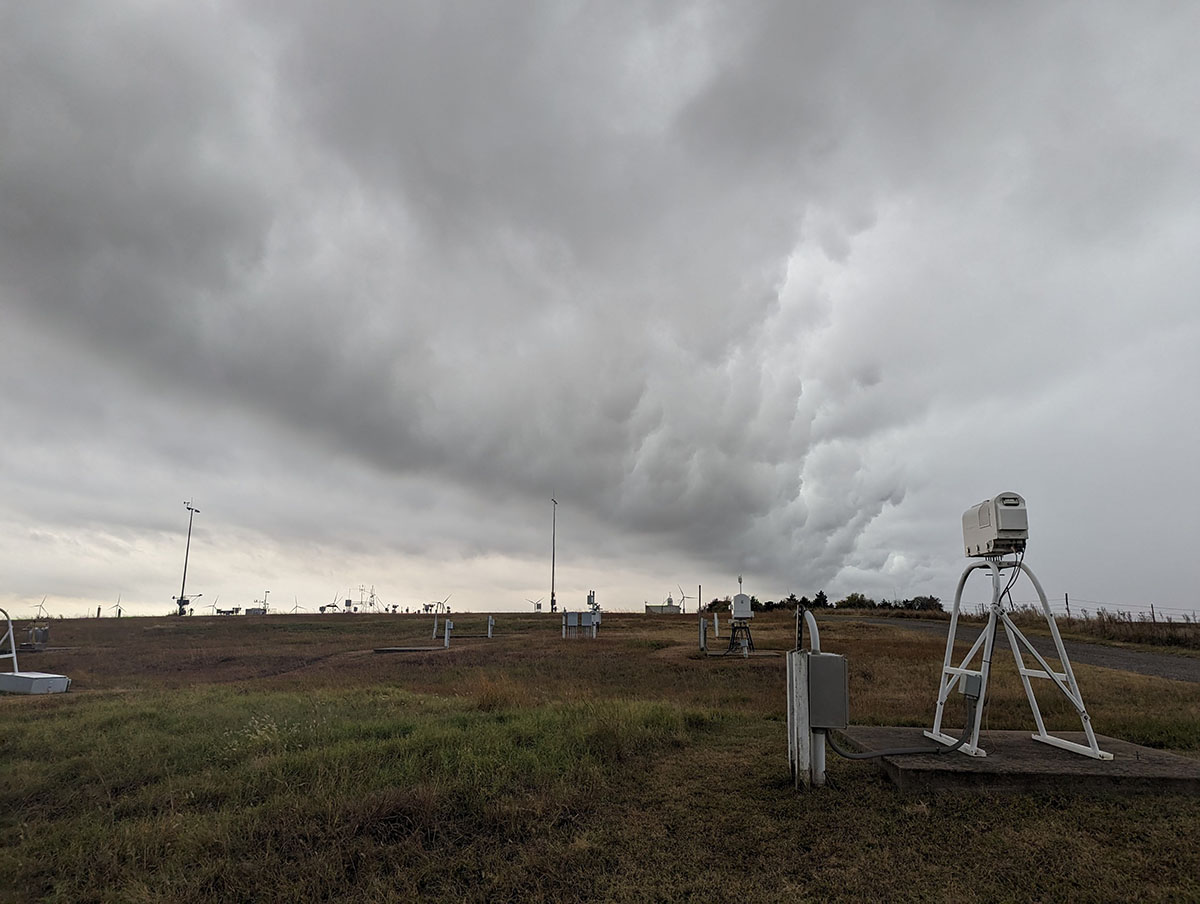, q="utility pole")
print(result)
[177,500,199,616]
[550,497,558,614]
